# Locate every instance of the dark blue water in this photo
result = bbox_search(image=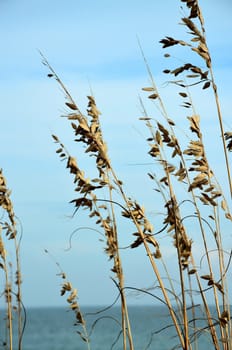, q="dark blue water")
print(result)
[0,305,222,349]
